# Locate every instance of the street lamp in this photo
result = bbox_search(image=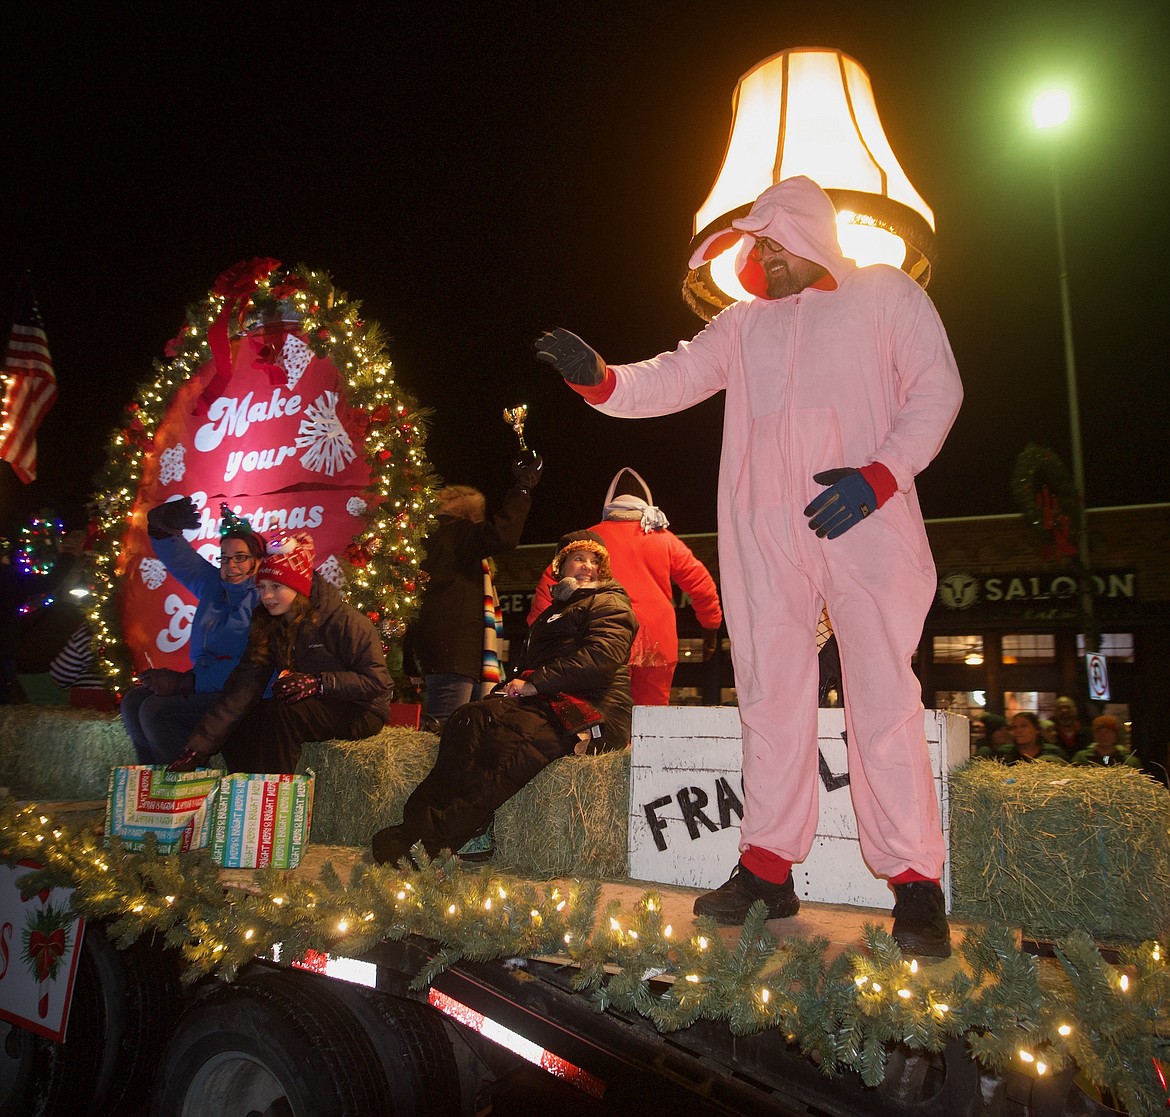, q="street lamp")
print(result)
[1032,88,1096,650]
